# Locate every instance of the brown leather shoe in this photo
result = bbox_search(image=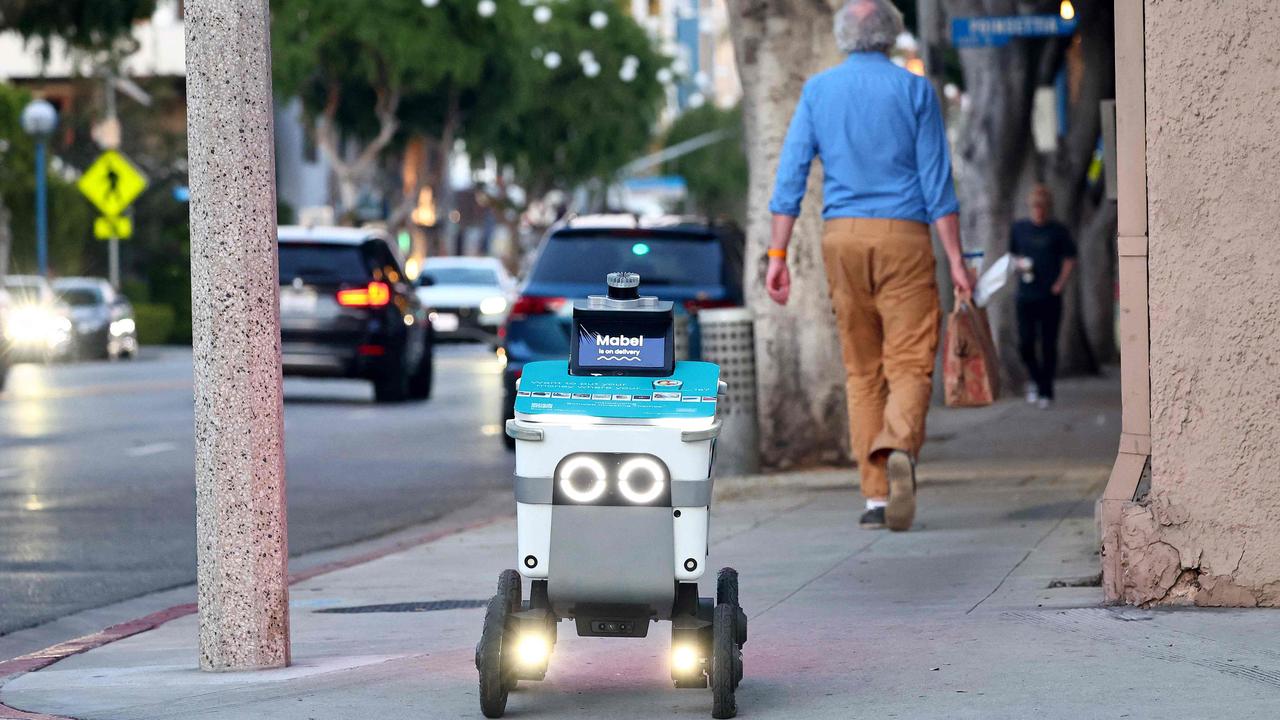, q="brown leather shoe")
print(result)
[884,451,916,532]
